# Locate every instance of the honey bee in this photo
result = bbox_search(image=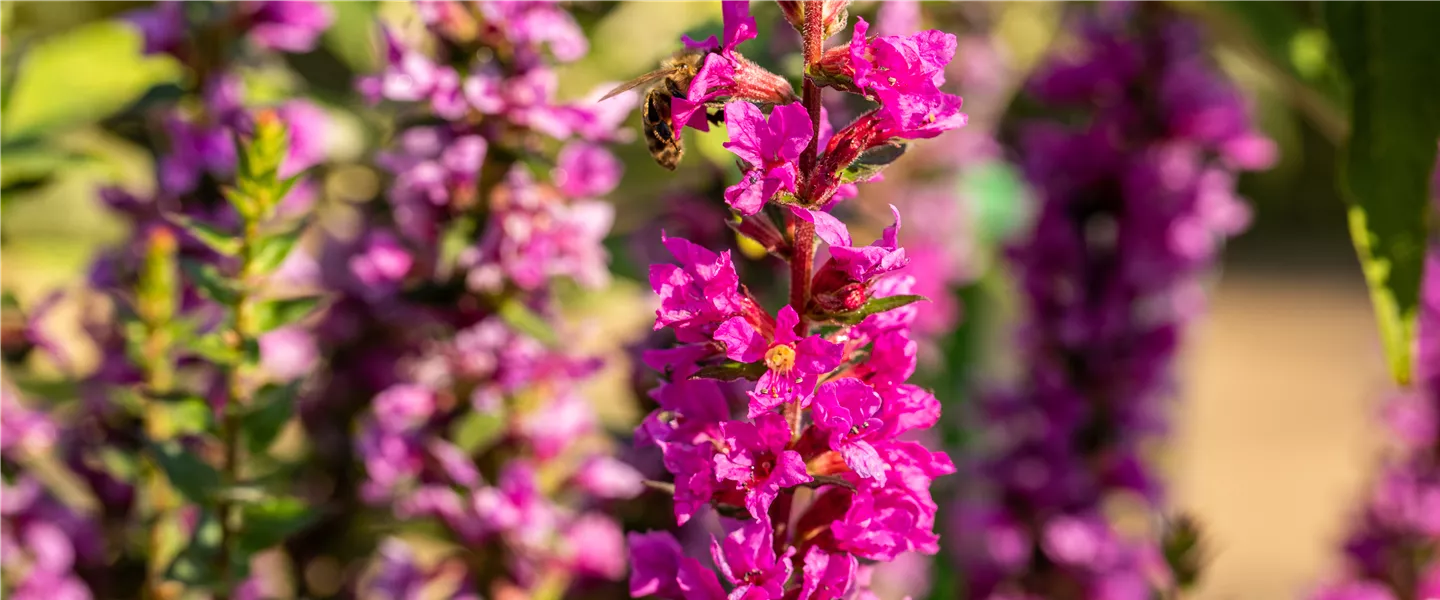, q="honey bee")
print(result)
[602,49,717,170]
